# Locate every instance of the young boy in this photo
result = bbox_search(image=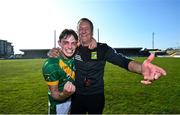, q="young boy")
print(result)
[42,29,78,114]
